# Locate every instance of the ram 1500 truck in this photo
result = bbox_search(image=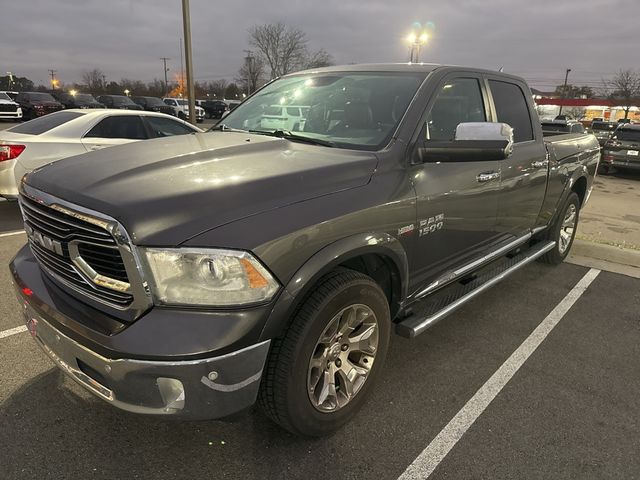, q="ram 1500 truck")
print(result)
[10,64,599,436]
